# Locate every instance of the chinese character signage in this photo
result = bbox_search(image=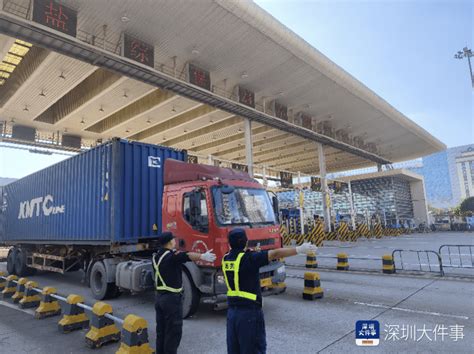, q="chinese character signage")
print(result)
[238,86,255,108]
[33,0,77,37]
[311,177,321,192]
[272,101,288,121]
[187,155,198,164]
[356,320,380,346]
[231,163,248,172]
[123,34,154,68]
[280,172,293,188]
[187,63,211,91]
